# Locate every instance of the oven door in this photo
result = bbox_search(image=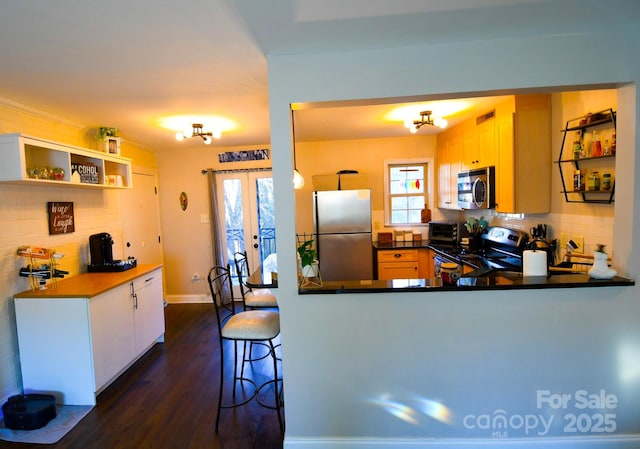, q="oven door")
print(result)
[457,167,495,210]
